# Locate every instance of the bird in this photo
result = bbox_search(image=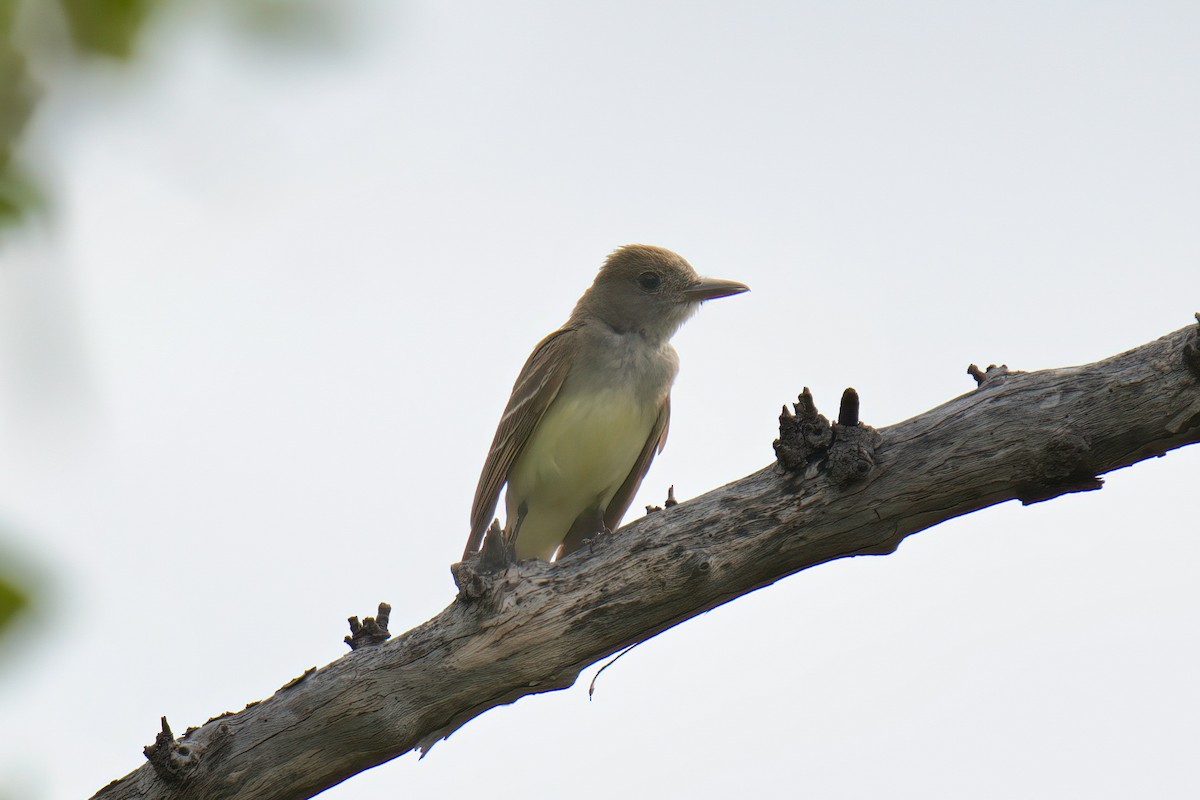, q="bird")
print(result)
[463,244,748,563]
